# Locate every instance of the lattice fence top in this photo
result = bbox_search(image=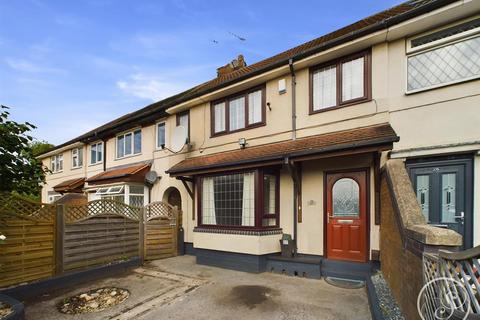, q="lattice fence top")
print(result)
[0,192,55,222]
[64,199,140,223]
[145,201,175,221]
